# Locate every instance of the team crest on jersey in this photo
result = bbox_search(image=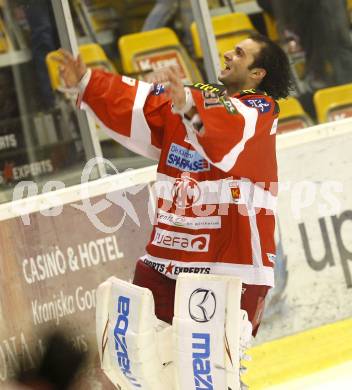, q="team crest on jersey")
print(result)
[243,98,272,113]
[228,181,241,203]
[167,143,210,172]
